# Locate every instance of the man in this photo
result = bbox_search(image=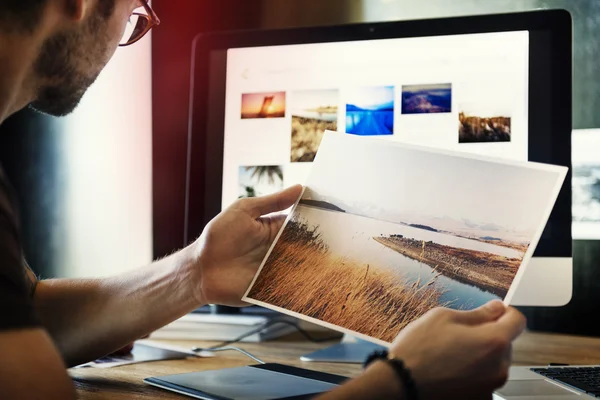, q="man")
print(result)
[0,0,526,399]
